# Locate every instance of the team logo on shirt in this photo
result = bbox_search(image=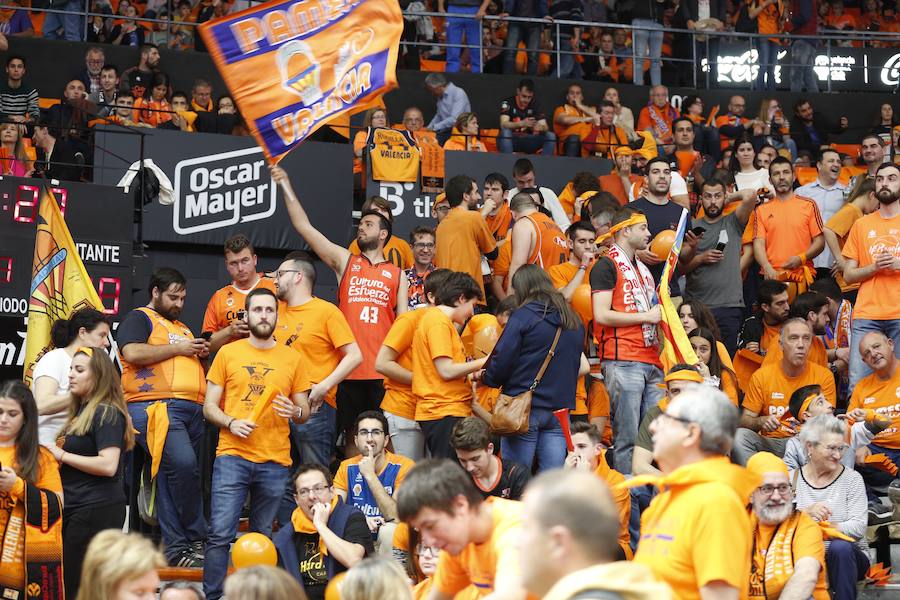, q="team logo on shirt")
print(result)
[226,297,234,307]
[352,263,362,272]
[382,270,393,279]
[352,483,362,496]
[771,392,784,400]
